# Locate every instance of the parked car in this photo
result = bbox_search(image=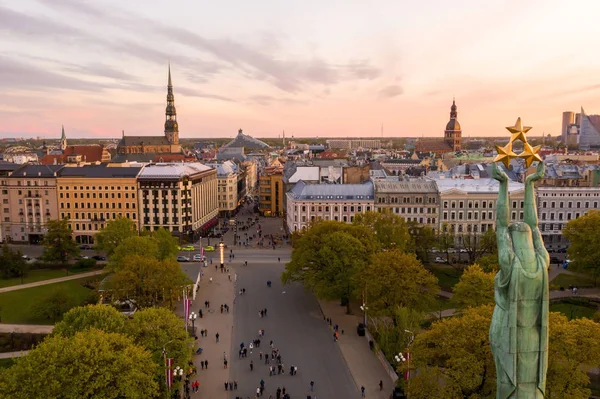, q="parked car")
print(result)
[176,256,190,262]
[204,246,215,252]
[79,245,93,250]
[434,256,446,263]
[181,245,195,251]
[92,255,106,261]
[193,254,205,262]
